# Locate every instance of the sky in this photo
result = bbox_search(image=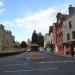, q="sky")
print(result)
[0,0,75,42]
